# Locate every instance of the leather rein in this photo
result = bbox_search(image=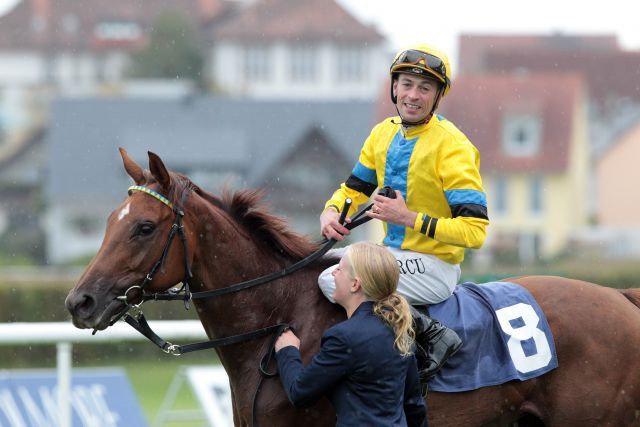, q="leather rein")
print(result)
[96,185,378,426]
[100,186,374,358]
